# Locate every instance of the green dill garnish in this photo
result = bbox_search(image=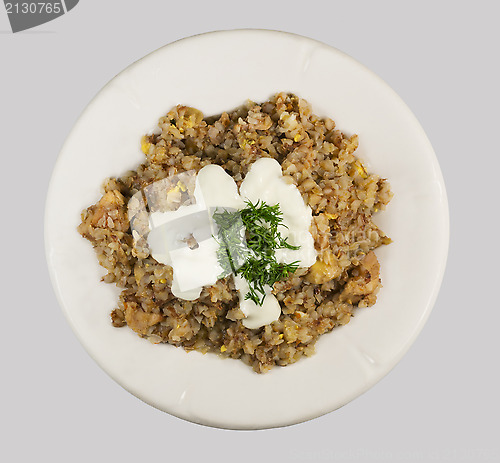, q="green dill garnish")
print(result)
[212,208,249,276]
[213,200,300,306]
